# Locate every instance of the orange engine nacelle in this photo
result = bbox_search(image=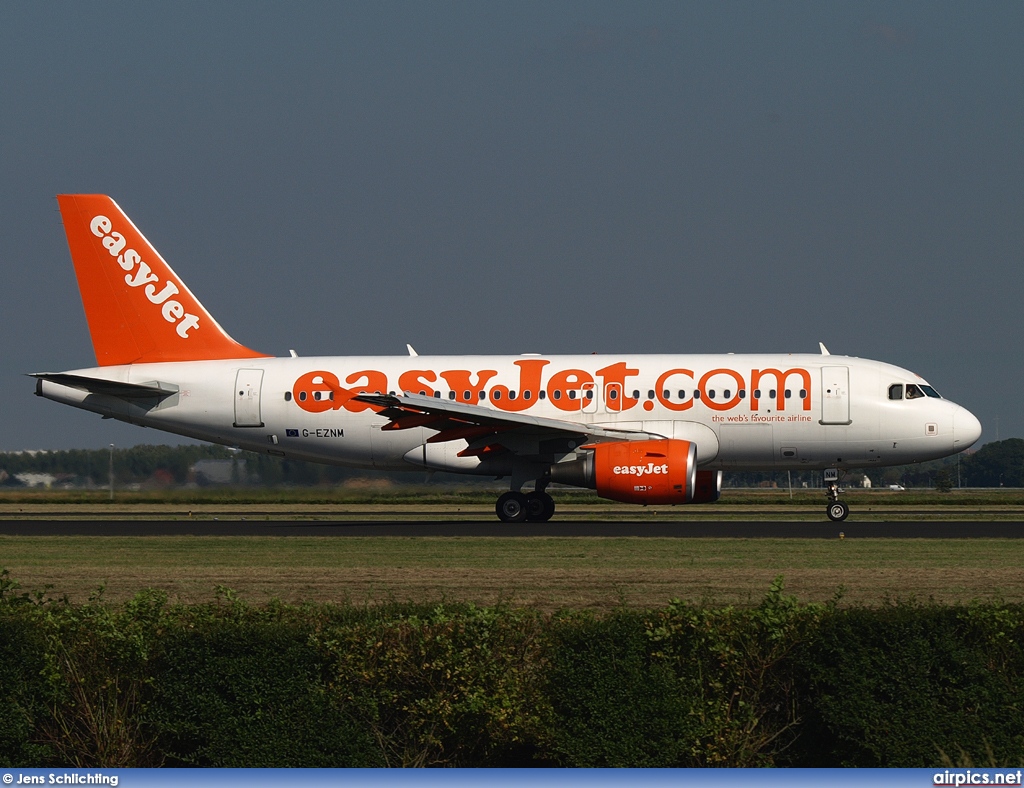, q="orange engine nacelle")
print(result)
[549,439,698,505]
